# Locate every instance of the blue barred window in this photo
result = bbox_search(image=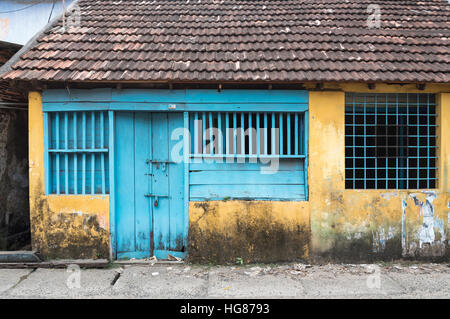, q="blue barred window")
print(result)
[45,111,110,194]
[189,111,309,201]
[190,112,307,158]
[345,93,437,190]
